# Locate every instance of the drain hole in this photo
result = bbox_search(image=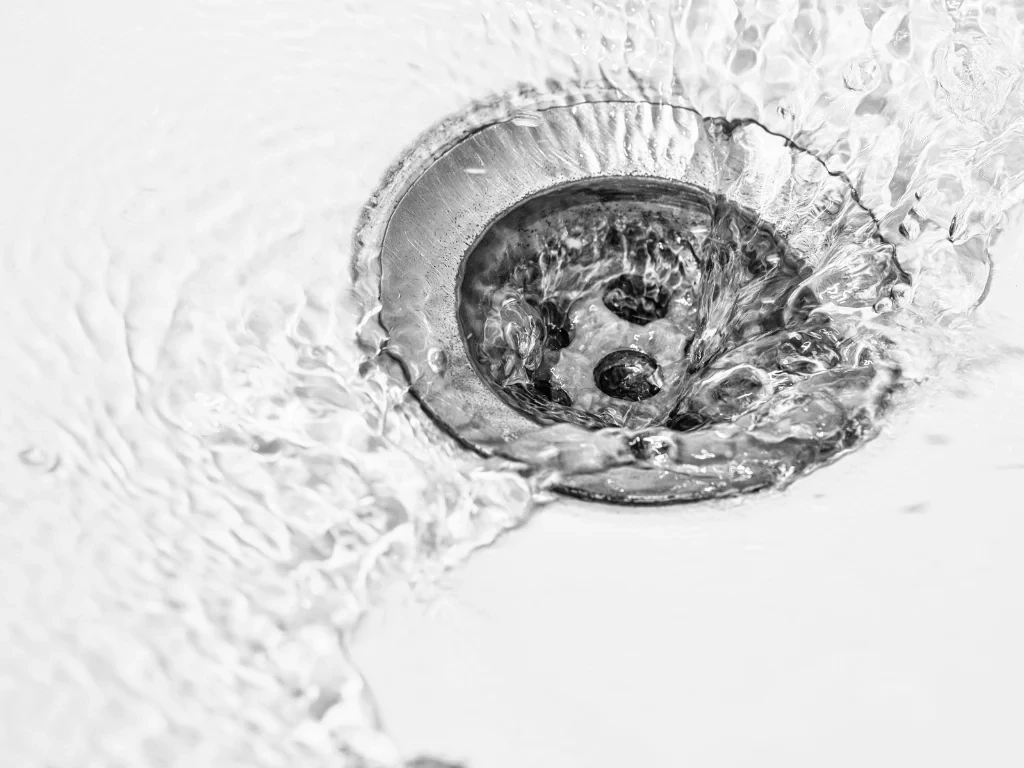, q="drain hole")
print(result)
[602,273,672,325]
[594,350,662,401]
